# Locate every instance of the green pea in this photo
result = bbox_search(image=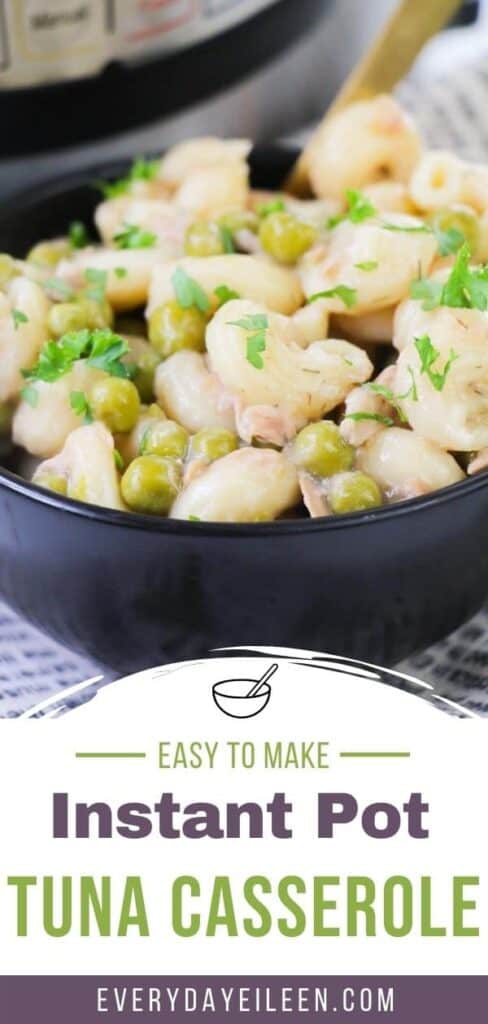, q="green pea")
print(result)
[259,211,317,264]
[0,254,18,288]
[139,419,189,459]
[121,455,181,514]
[149,300,207,359]
[429,206,480,256]
[219,209,259,234]
[132,348,160,403]
[329,471,383,515]
[292,421,354,477]
[146,402,166,421]
[90,377,141,433]
[27,238,72,268]
[33,470,68,497]
[185,220,225,258]
[191,428,238,462]
[78,295,114,328]
[48,298,112,337]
